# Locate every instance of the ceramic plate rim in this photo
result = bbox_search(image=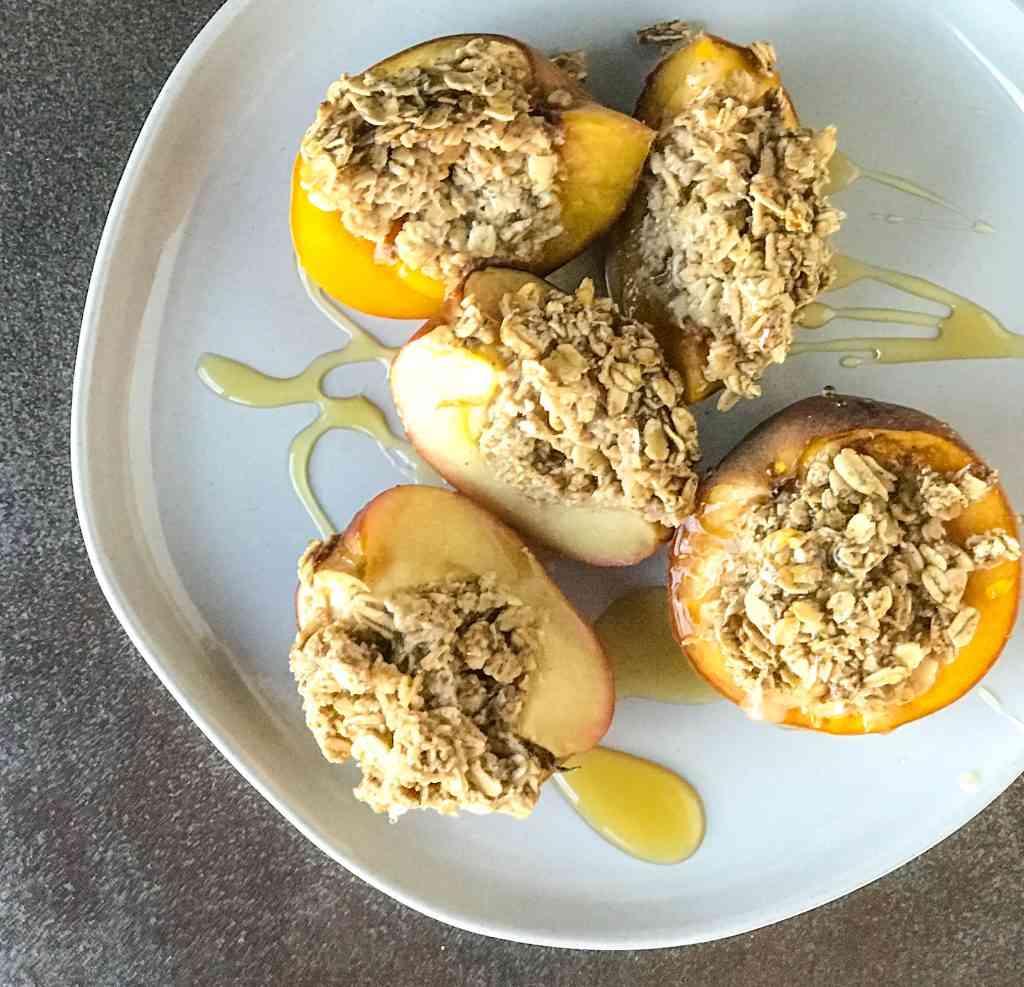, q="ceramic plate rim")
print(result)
[71,0,1024,949]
